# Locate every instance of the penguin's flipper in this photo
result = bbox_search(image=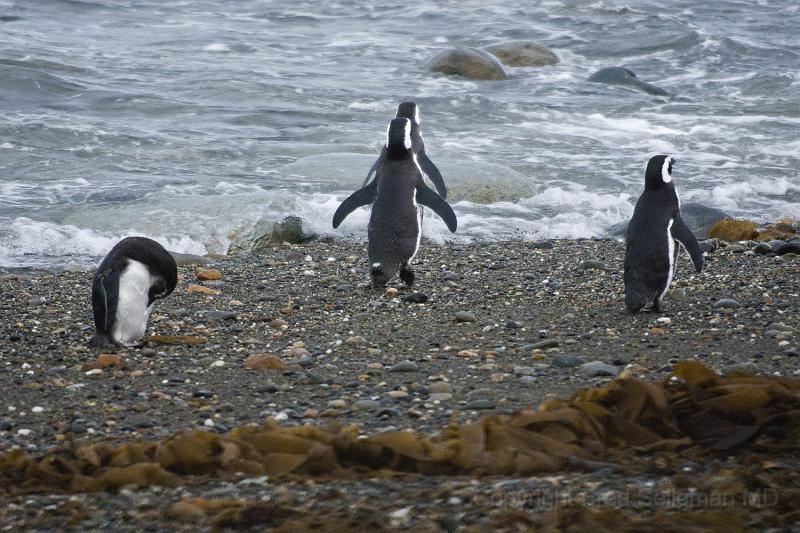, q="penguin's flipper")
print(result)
[362,146,387,187]
[92,266,121,335]
[332,180,377,228]
[416,181,457,232]
[671,216,703,272]
[417,151,447,199]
